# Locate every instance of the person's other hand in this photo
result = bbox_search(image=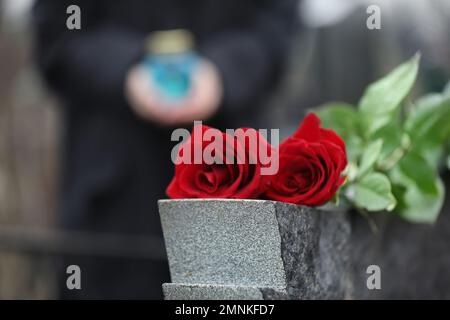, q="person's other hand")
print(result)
[125,59,223,126]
